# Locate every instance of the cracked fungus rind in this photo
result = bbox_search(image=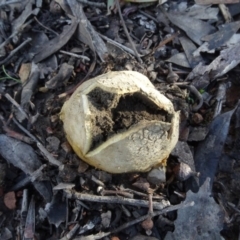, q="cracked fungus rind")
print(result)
[60,71,179,173]
[87,87,173,151]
